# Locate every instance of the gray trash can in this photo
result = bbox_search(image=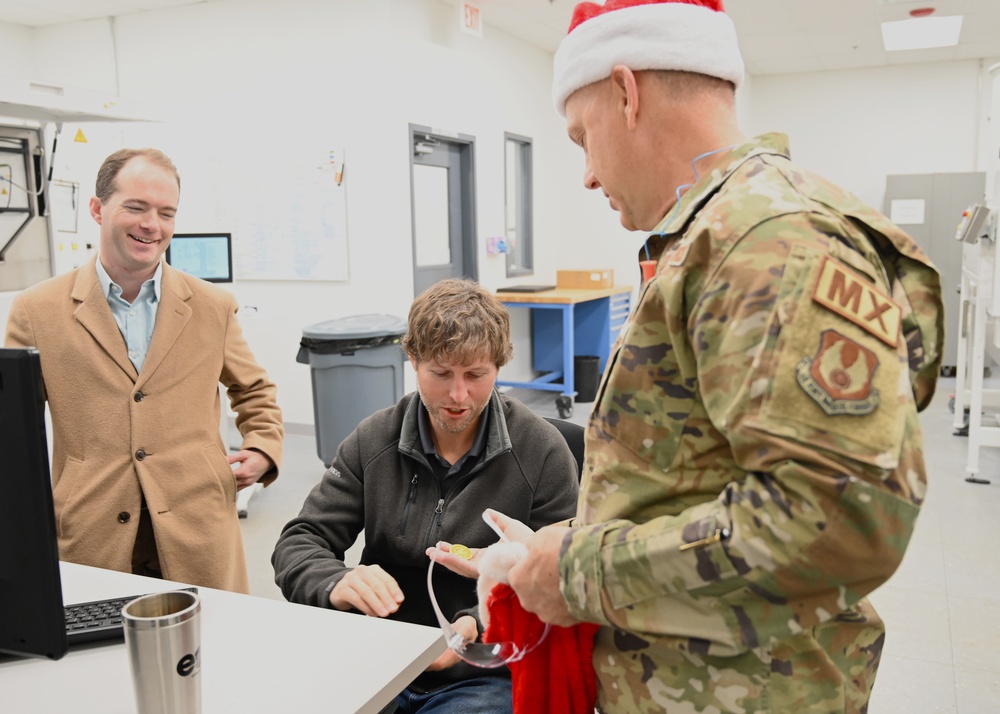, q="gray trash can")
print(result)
[296,314,407,465]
